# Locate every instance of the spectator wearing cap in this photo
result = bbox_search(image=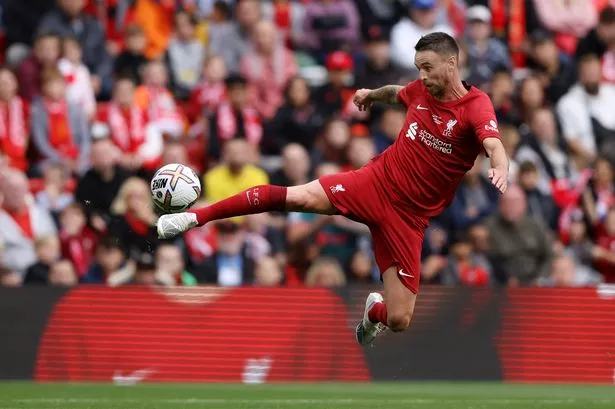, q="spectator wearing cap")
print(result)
[464,6,511,89]
[17,32,61,102]
[0,67,29,172]
[266,76,325,154]
[557,54,615,169]
[354,26,410,91]
[313,51,356,120]
[527,30,577,104]
[300,0,361,56]
[192,220,255,286]
[209,74,263,161]
[38,0,113,97]
[390,0,453,71]
[240,20,297,120]
[532,0,597,56]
